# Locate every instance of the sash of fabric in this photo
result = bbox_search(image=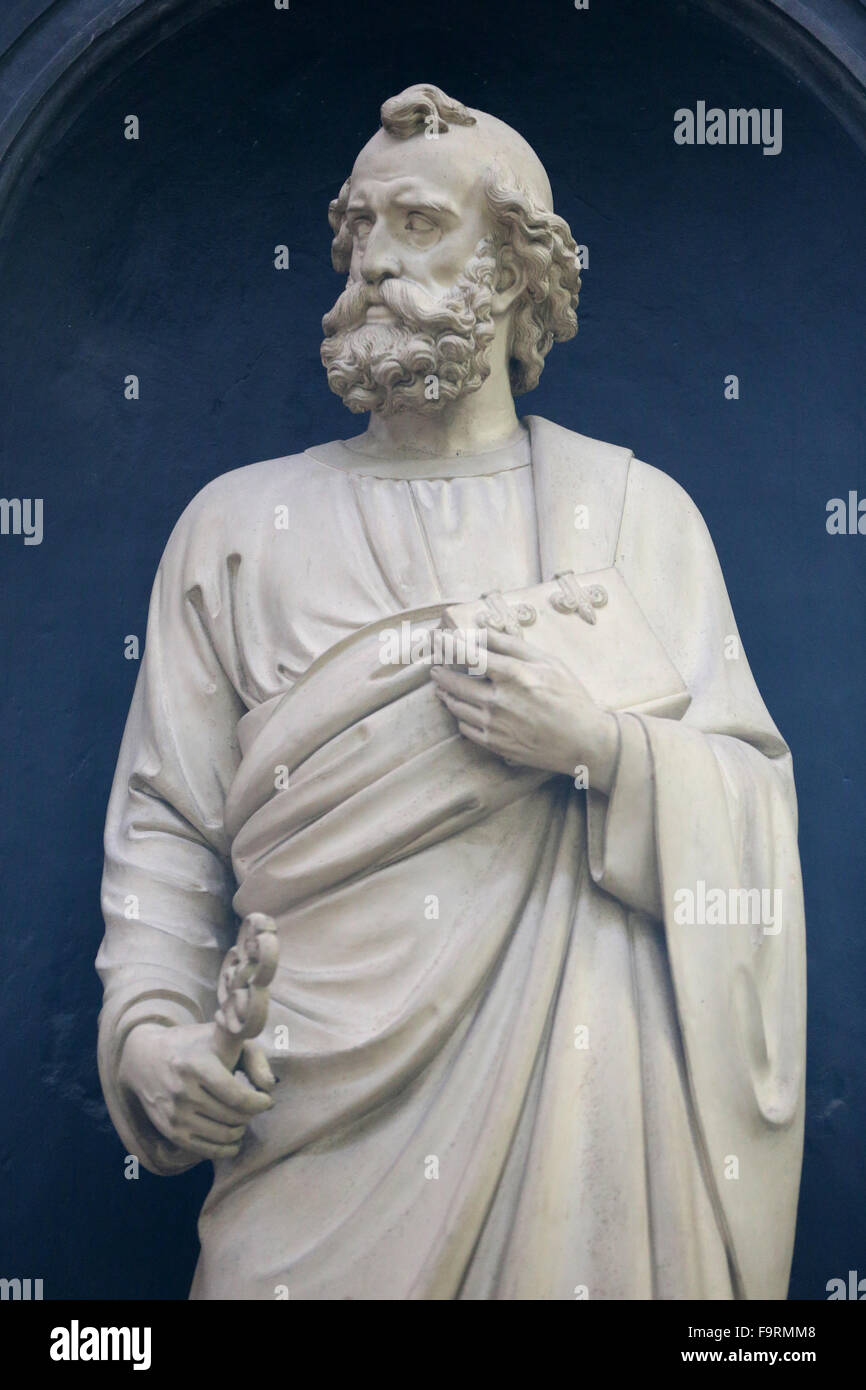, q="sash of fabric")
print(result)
[225,605,549,909]
[215,607,559,1165]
